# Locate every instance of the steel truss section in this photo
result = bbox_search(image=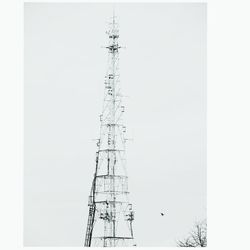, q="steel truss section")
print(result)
[84,13,135,247]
